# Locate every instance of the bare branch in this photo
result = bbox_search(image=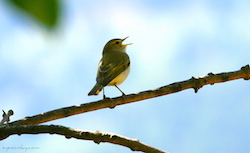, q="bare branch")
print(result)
[0,125,168,153]
[8,65,250,126]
